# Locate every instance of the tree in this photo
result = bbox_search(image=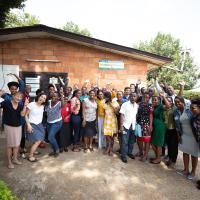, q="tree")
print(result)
[134,32,199,90]
[5,11,40,28]
[0,0,26,28]
[62,21,92,37]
